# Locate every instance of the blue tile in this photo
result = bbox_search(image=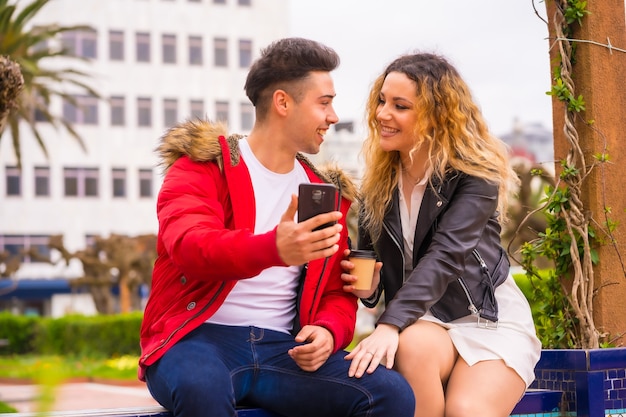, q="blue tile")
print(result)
[588,348,626,371]
[512,389,562,415]
[537,349,586,370]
